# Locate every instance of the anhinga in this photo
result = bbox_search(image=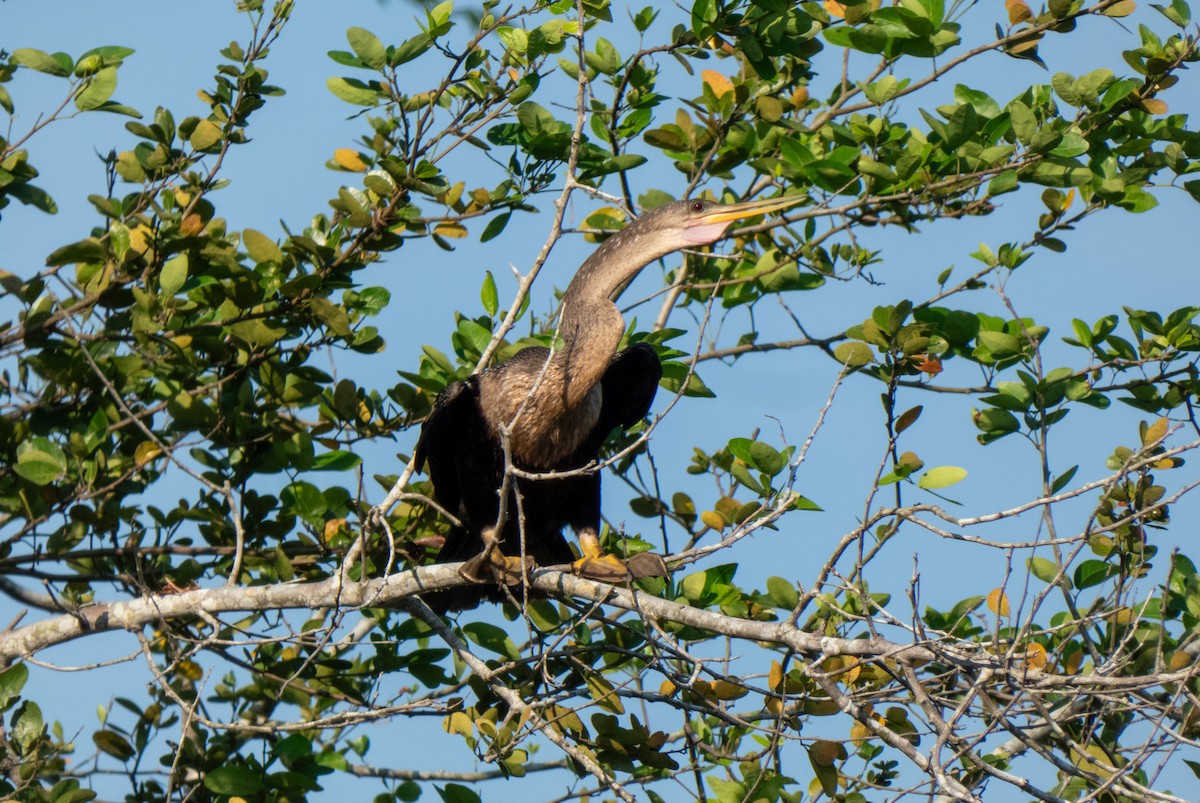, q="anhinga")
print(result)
[415,195,799,612]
